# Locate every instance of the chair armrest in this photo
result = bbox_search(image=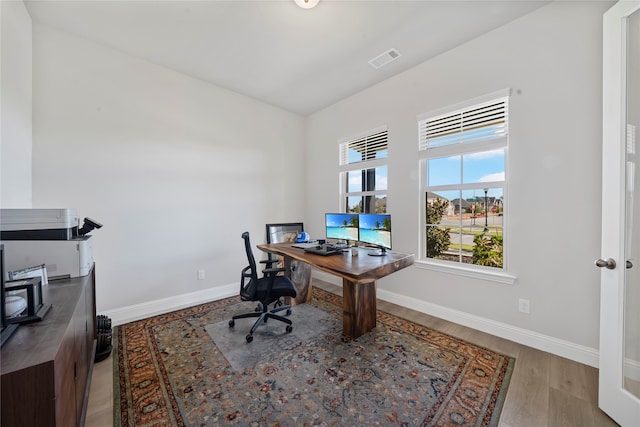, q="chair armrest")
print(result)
[262,267,286,275]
